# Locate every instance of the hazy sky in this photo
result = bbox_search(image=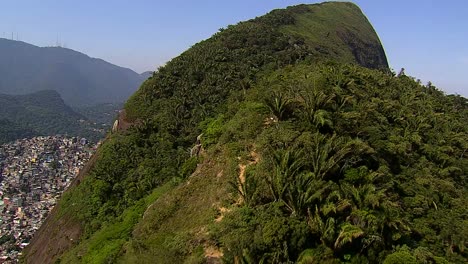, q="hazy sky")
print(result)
[1,0,467,96]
